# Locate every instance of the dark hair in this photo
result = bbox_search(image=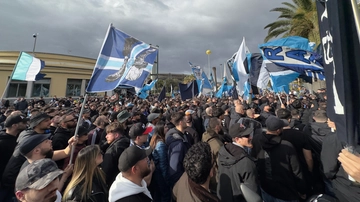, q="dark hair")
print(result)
[183,142,212,185]
[291,109,300,117]
[212,107,224,118]
[171,112,185,126]
[149,121,166,149]
[291,99,302,109]
[276,109,292,119]
[208,117,220,130]
[106,122,125,135]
